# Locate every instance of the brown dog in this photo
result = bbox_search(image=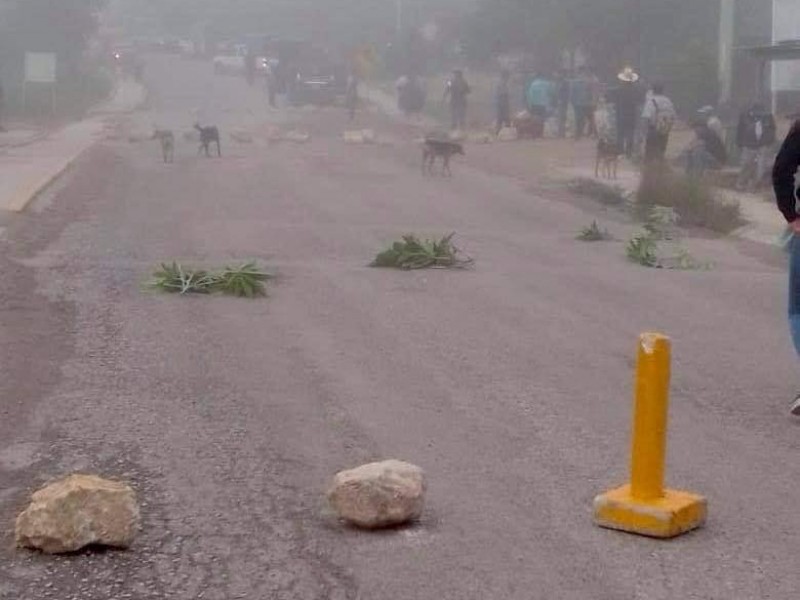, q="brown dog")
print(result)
[595,138,619,180]
[422,138,465,177]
